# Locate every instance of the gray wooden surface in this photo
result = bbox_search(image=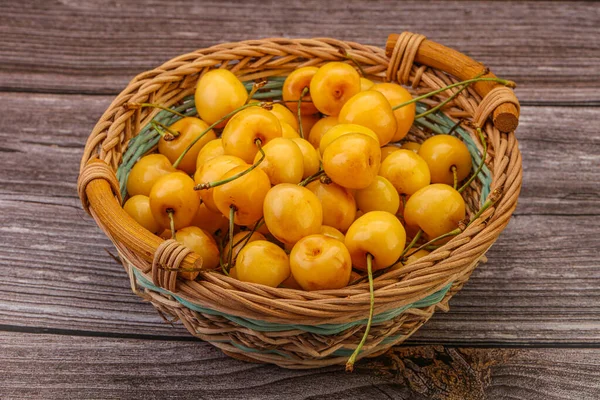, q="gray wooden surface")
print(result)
[0,1,599,399]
